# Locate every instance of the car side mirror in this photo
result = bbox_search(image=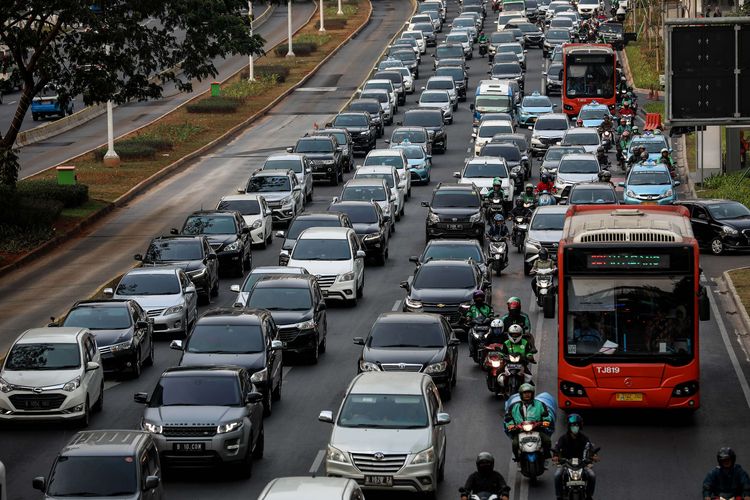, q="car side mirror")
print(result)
[356,250,366,259]
[409,255,419,263]
[353,337,365,345]
[103,287,114,296]
[134,392,149,404]
[170,228,179,235]
[618,182,625,187]
[271,340,284,350]
[699,285,711,321]
[435,412,451,425]
[305,167,312,174]
[383,214,391,222]
[246,392,264,404]
[674,181,681,186]
[184,285,196,294]
[207,253,217,260]
[230,284,241,293]
[134,253,143,261]
[396,121,403,126]
[420,201,429,207]
[542,71,548,76]
[237,187,246,194]
[449,338,461,346]
[85,361,100,372]
[170,340,183,350]
[293,186,302,192]
[332,196,340,203]
[325,122,332,128]
[144,476,160,491]
[241,227,251,234]
[400,280,410,291]
[136,320,149,329]
[318,410,334,423]
[469,104,475,111]
[384,139,391,144]
[286,146,294,153]
[453,171,461,178]
[32,477,46,492]
[390,195,396,202]
[317,302,327,311]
